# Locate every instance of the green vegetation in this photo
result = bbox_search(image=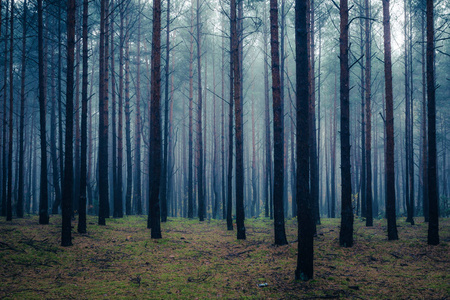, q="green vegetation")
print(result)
[0,216,448,299]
